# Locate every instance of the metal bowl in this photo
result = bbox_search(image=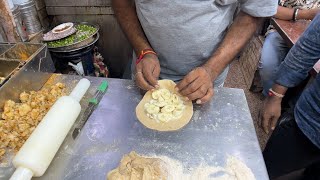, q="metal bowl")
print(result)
[0,59,22,86]
[47,22,99,50]
[49,32,100,53]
